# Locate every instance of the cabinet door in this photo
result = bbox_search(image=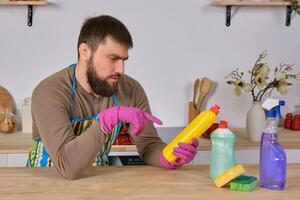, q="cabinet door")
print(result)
[0,154,7,167]
[7,154,27,167]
